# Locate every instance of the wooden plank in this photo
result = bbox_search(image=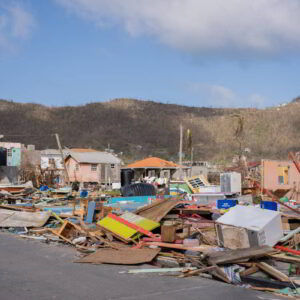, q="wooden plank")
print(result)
[85,201,96,223]
[97,224,130,243]
[269,253,300,265]
[256,262,290,282]
[144,241,214,252]
[281,217,290,231]
[207,246,276,265]
[135,199,166,214]
[136,199,190,222]
[179,266,216,278]
[211,265,231,284]
[239,265,259,276]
